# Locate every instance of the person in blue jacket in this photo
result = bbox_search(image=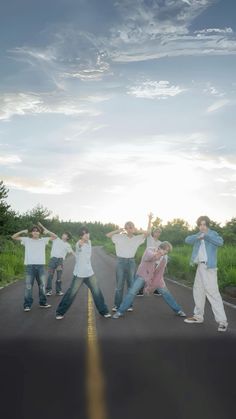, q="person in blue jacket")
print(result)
[184,216,228,332]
